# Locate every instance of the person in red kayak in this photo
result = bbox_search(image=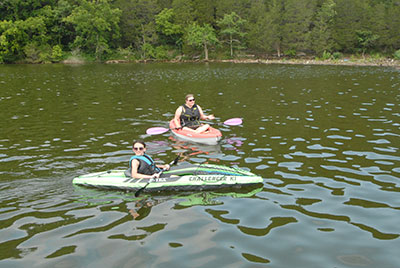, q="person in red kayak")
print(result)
[173,94,215,133]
